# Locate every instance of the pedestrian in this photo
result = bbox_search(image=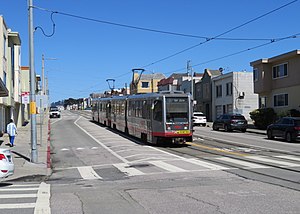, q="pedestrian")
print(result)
[6,119,17,147]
